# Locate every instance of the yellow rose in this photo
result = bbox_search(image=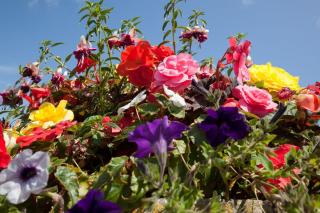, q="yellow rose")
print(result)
[248,63,301,93]
[22,100,74,134]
